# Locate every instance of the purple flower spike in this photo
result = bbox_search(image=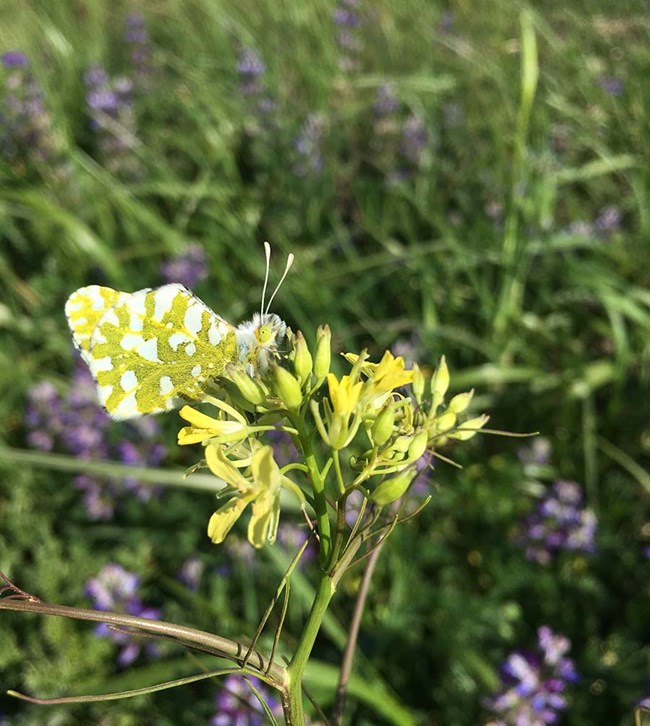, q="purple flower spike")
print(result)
[178,557,204,592]
[1,51,65,170]
[293,113,325,178]
[2,51,29,68]
[26,361,166,521]
[516,480,597,564]
[485,626,578,724]
[86,564,161,666]
[332,0,364,71]
[84,62,140,177]
[212,674,282,725]
[160,243,209,287]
